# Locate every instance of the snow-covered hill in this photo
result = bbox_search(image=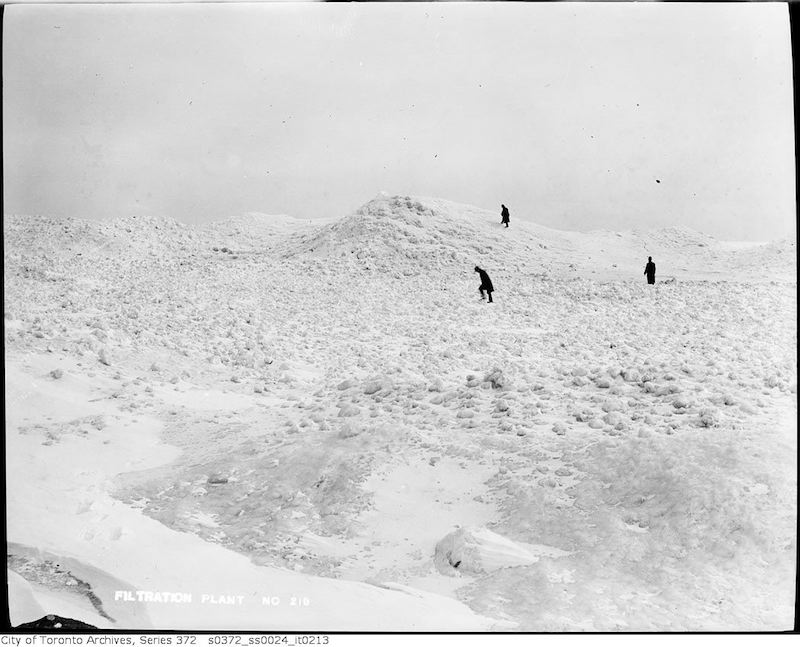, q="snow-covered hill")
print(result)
[273,194,794,283]
[4,195,797,630]
[5,194,794,283]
